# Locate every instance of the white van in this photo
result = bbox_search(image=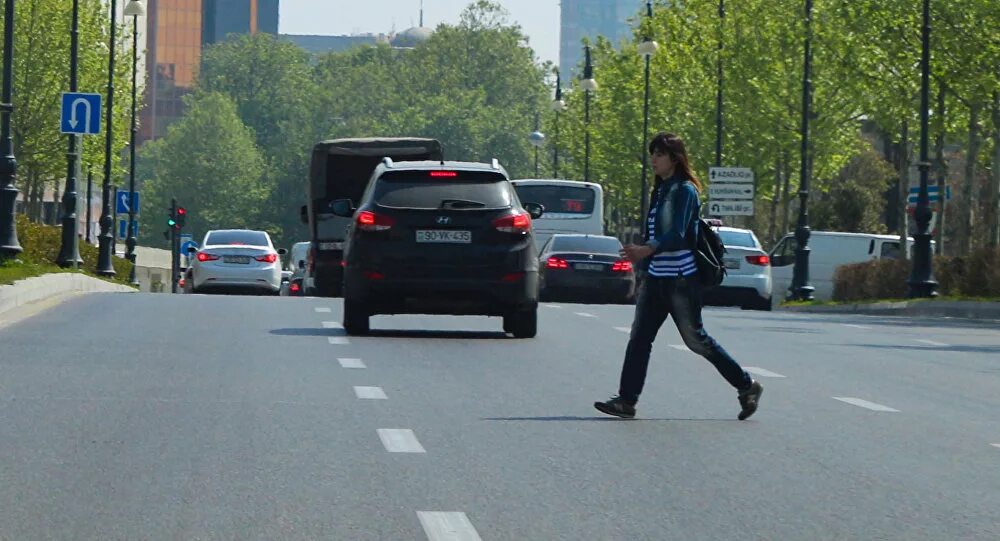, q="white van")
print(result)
[510,179,604,247]
[769,231,916,301]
